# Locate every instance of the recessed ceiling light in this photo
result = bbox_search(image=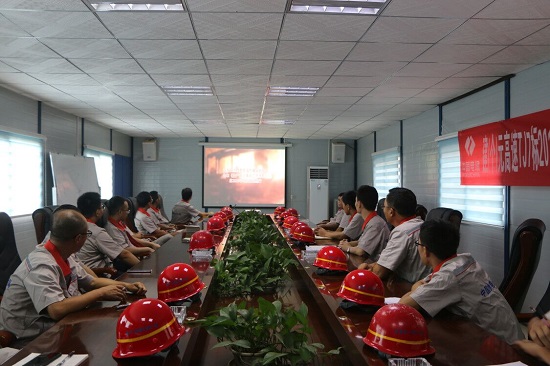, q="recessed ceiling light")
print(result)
[88,0,185,11]
[267,87,319,97]
[288,0,387,15]
[191,120,226,125]
[162,86,213,96]
[260,120,295,125]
